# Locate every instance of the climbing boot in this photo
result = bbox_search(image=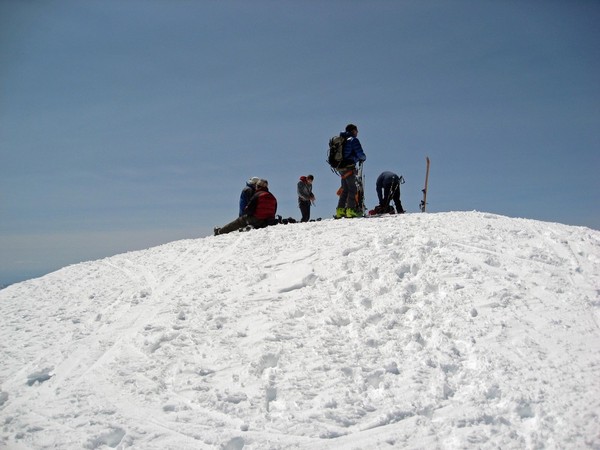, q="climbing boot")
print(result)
[346,208,362,218]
